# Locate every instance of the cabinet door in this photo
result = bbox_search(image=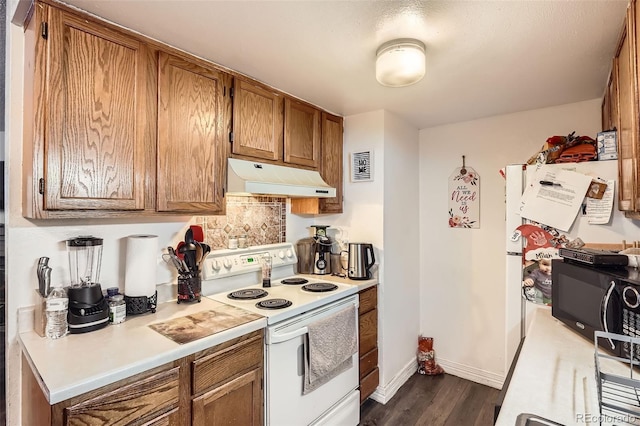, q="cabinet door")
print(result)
[319,113,344,213]
[232,78,284,162]
[157,53,231,213]
[284,98,321,168]
[43,8,150,210]
[618,4,639,212]
[192,368,262,426]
